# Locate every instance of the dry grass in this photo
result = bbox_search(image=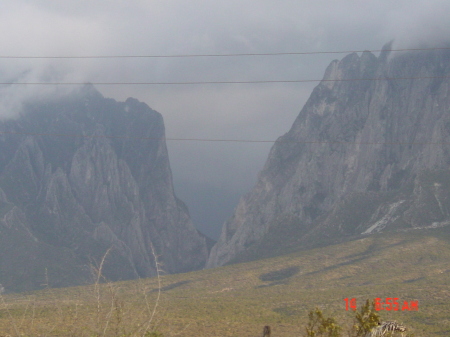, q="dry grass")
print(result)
[0,280,165,336]
[1,230,449,336]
